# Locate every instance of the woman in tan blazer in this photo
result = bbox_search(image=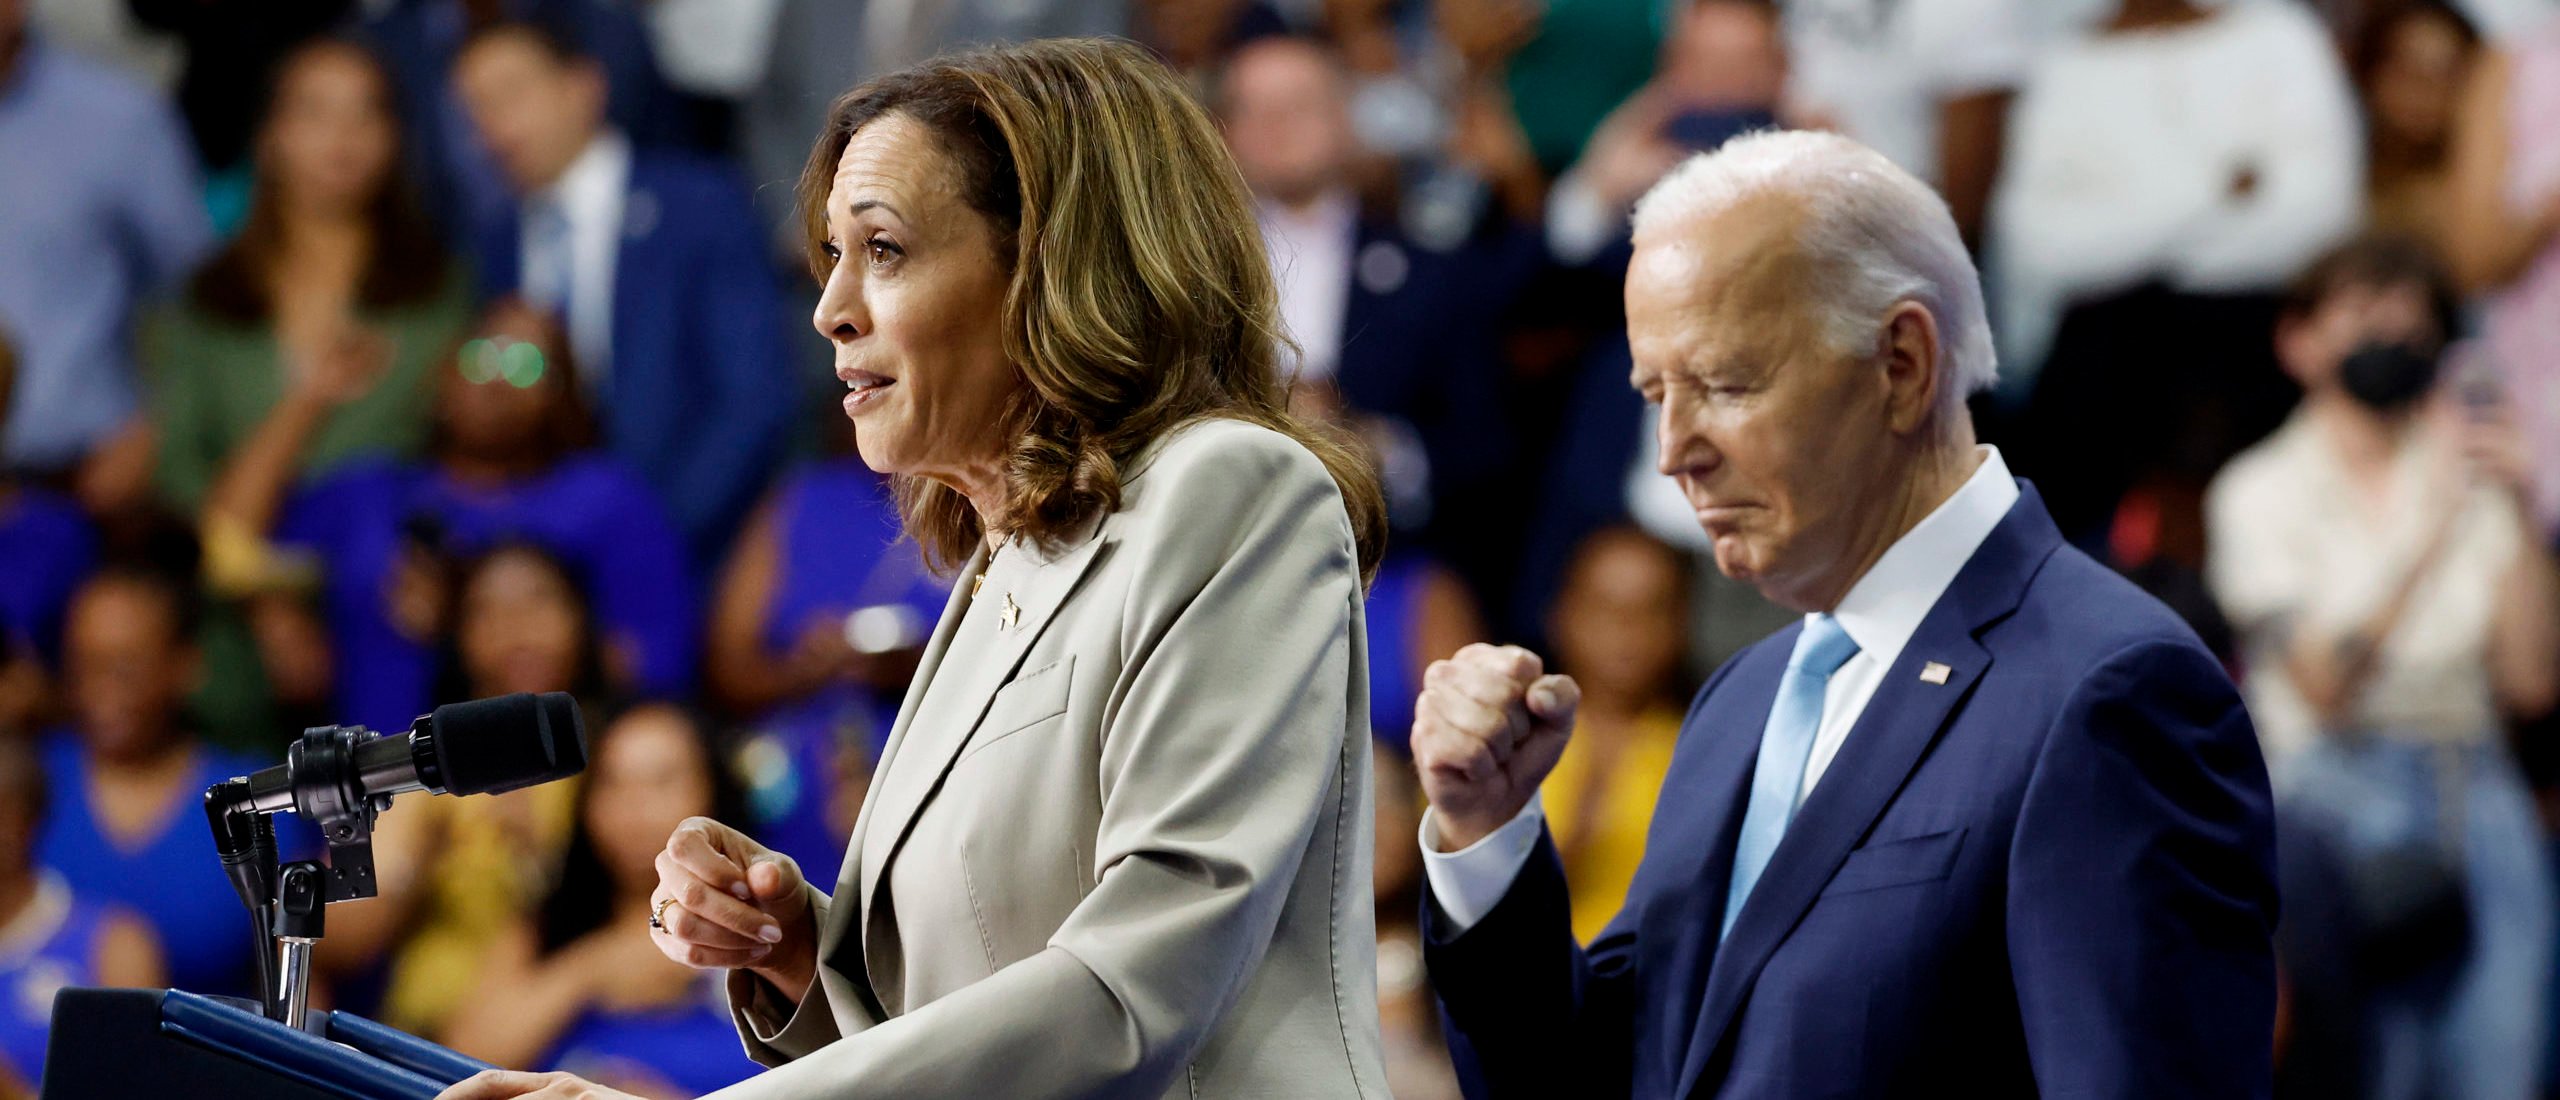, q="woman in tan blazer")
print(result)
[443,38,1395,1100]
